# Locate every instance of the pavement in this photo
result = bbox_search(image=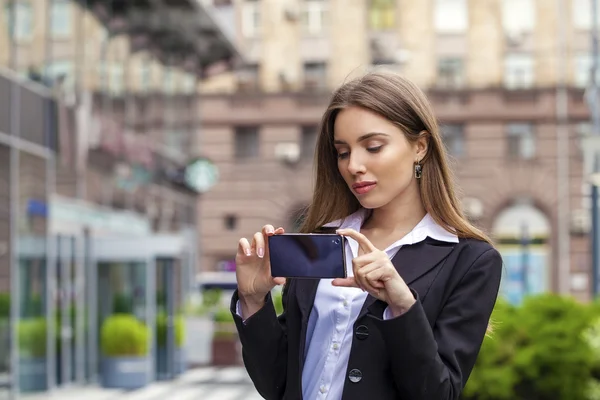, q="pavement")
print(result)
[20,366,263,400]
